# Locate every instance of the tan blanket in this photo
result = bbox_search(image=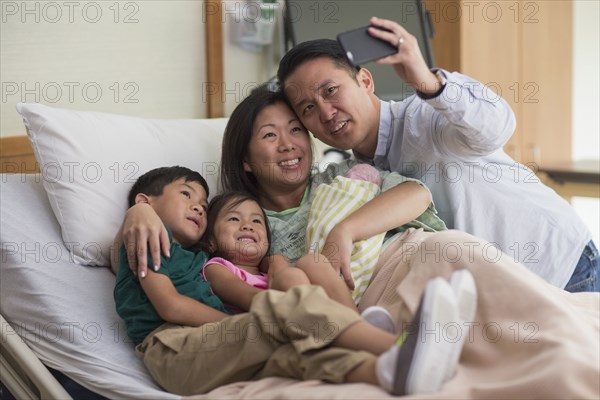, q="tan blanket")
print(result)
[188,229,600,399]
